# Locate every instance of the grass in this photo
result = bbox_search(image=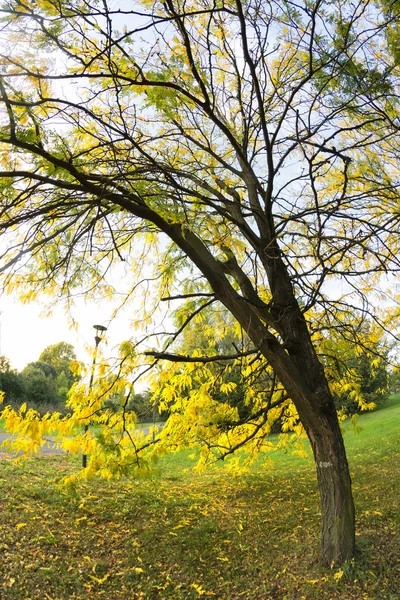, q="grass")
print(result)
[0,397,399,599]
